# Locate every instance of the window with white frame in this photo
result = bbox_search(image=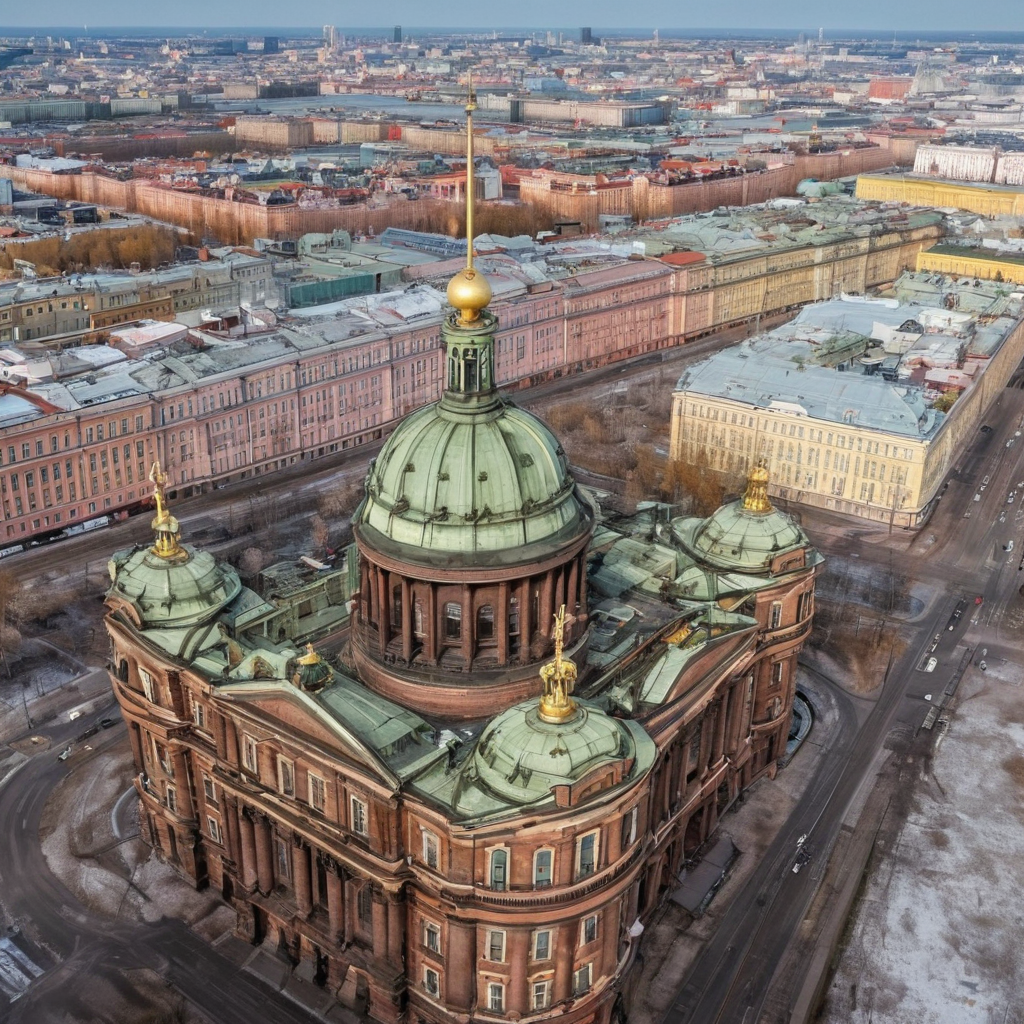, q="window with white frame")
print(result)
[350,796,368,835]
[277,756,295,797]
[576,831,598,880]
[192,700,207,731]
[769,601,783,630]
[487,929,506,963]
[422,829,439,869]
[165,784,177,813]
[242,735,258,774]
[489,848,509,890]
[423,967,440,997]
[203,775,217,804]
[532,929,551,961]
[424,920,441,953]
[772,661,784,686]
[533,848,553,887]
[139,667,155,703]
[532,980,550,1011]
[581,913,599,945]
[308,772,326,812]
[573,963,592,996]
[207,815,221,844]
[487,982,504,1013]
